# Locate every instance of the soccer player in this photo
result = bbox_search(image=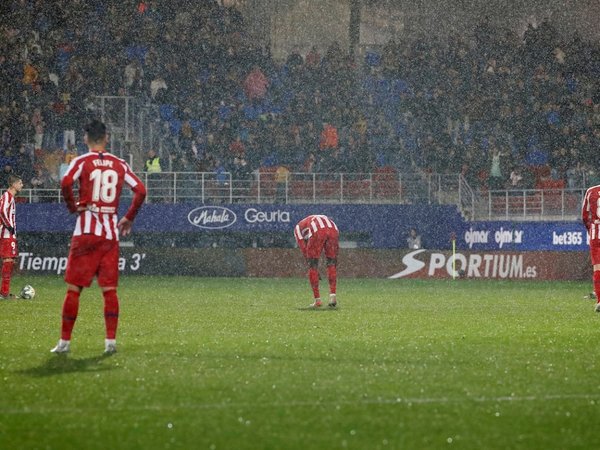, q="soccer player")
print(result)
[0,174,23,299]
[582,184,600,312]
[51,120,146,354]
[294,214,339,308]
